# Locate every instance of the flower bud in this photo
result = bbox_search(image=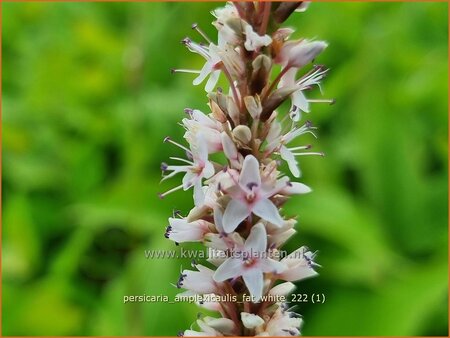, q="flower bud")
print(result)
[232,125,252,145]
[210,99,227,123]
[241,312,265,329]
[244,95,262,119]
[269,282,296,296]
[250,55,272,94]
